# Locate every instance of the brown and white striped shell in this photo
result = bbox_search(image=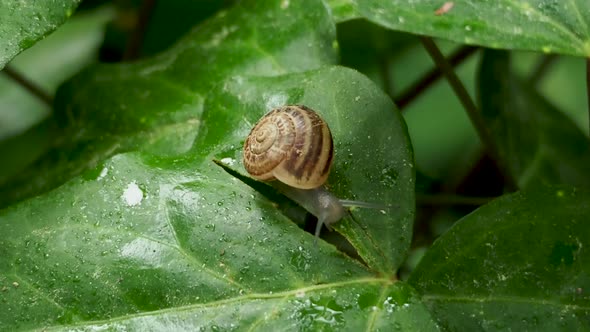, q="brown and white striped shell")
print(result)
[243,105,334,189]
